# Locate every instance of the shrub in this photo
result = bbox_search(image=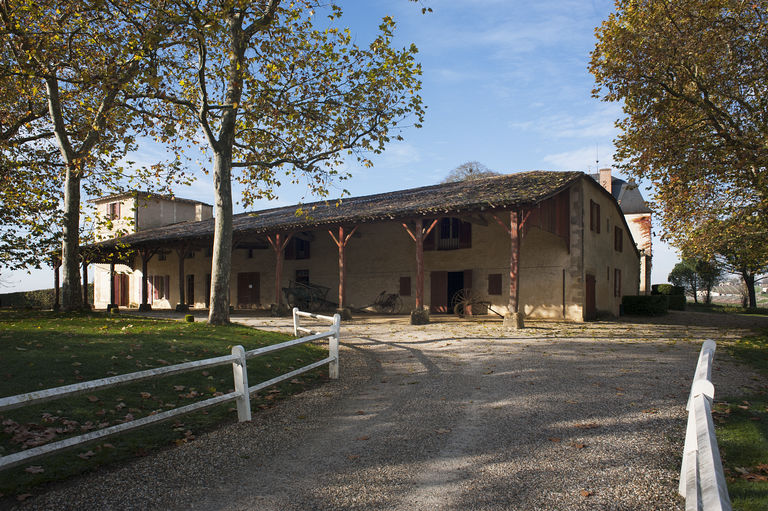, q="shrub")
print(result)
[622,295,668,315]
[185,314,195,323]
[652,284,685,296]
[667,294,686,310]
